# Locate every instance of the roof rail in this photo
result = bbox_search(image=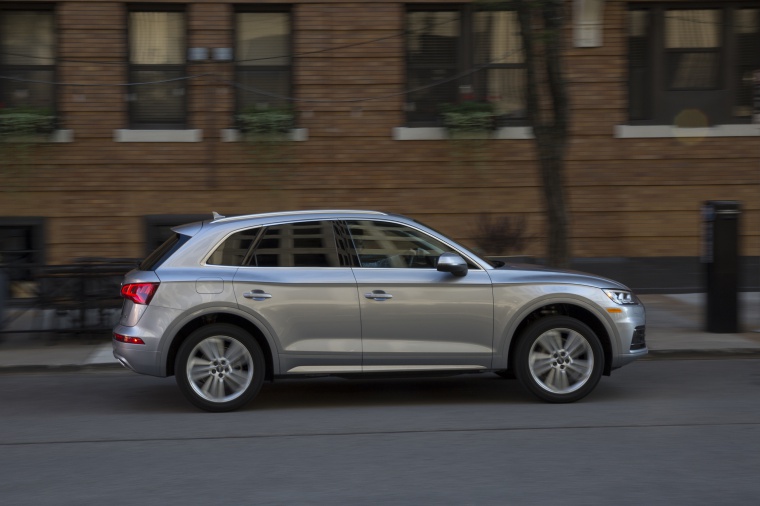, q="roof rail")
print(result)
[210,210,387,223]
